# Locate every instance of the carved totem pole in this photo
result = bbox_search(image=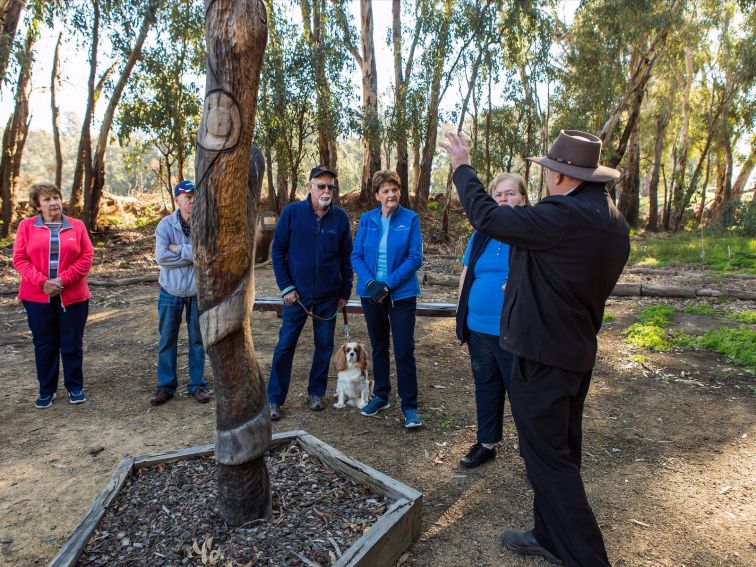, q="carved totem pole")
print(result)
[192,0,270,526]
